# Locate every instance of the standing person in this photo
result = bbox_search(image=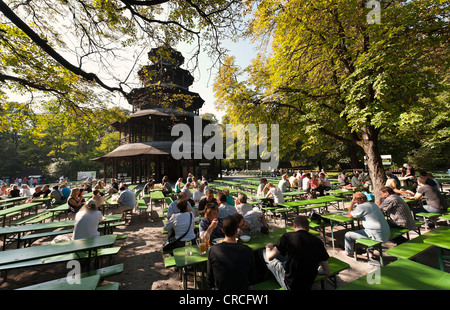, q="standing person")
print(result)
[207,214,254,290]
[342,192,390,257]
[410,176,448,228]
[73,200,104,240]
[378,186,416,244]
[263,215,330,290]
